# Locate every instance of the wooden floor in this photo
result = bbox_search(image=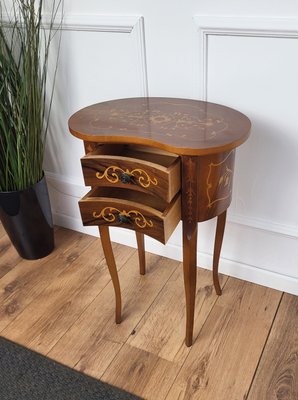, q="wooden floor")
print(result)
[0,225,297,399]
